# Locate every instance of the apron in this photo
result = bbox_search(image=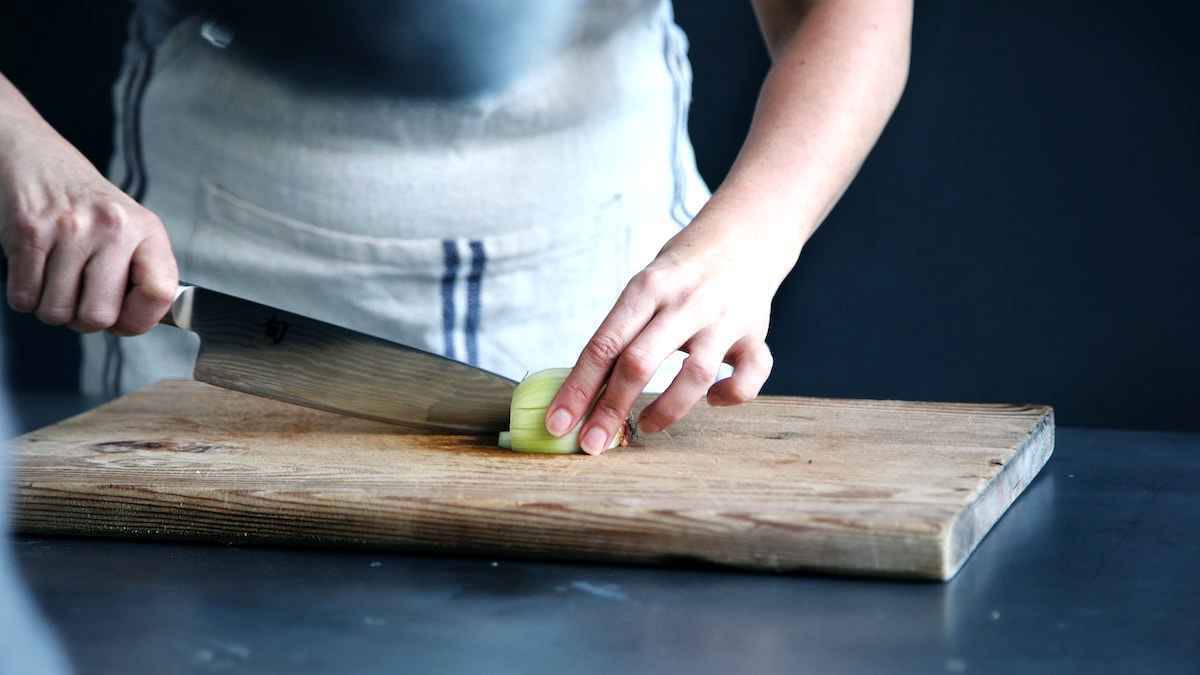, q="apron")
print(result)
[82,0,710,397]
